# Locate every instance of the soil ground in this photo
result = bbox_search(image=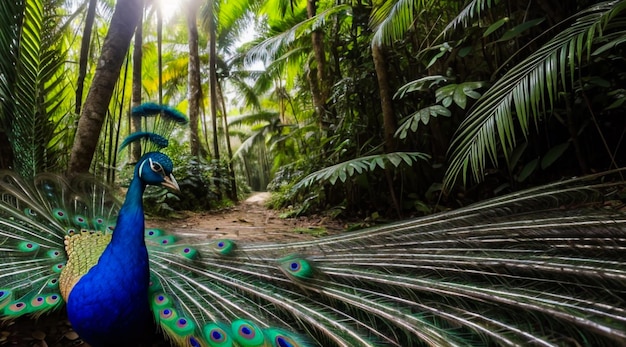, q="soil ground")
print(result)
[0,192,347,347]
[146,192,348,242]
